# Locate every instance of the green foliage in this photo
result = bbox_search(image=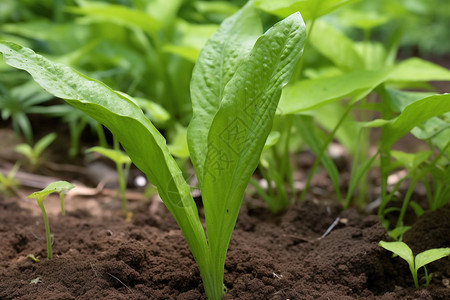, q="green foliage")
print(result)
[0,4,306,299]
[27,181,75,259]
[379,241,450,288]
[0,80,53,143]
